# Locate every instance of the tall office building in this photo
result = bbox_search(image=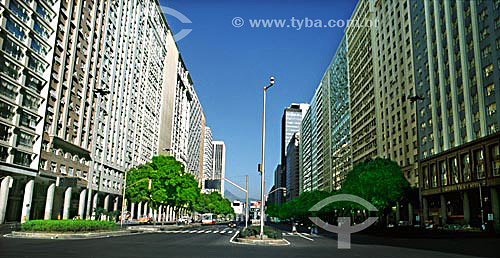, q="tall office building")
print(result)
[285,133,300,201]
[412,0,500,229]
[346,0,381,166]
[281,103,308,202]
[202,126,213,191]
[212,141,226,197]
[281,103,309,165]
[0,0,60,223]
[300,37,350,193]
[372,0,419,187]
